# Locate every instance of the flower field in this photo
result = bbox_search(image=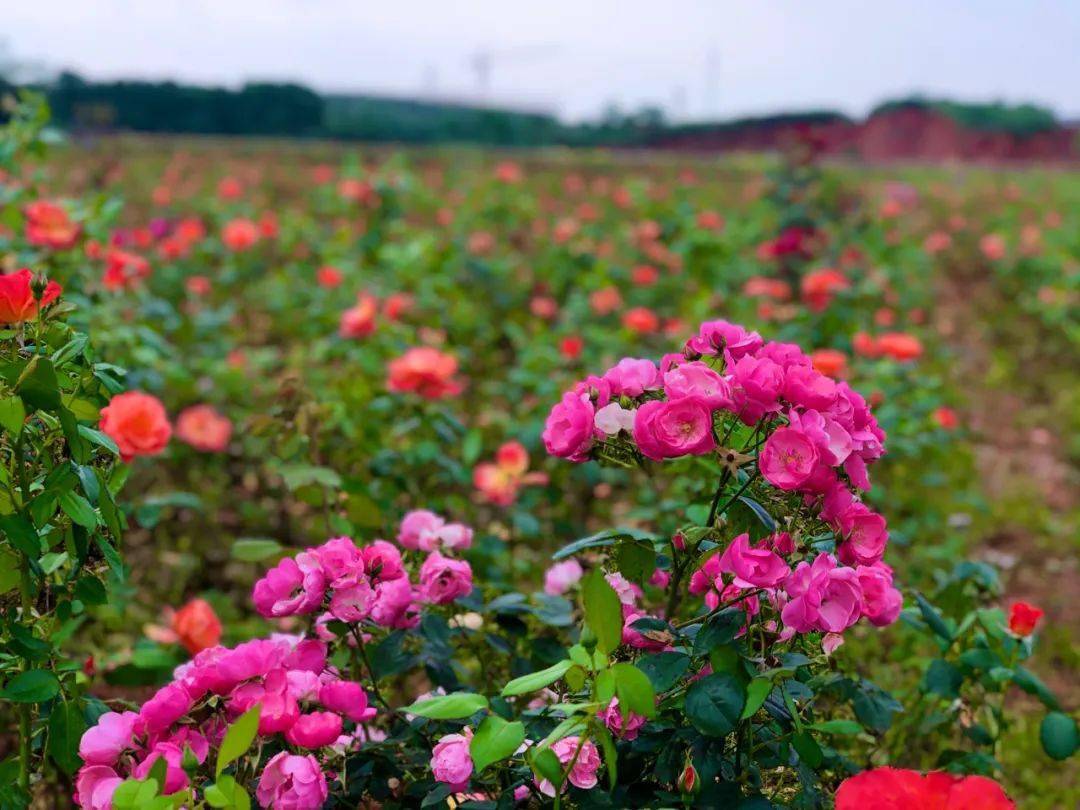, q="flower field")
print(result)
[0,95,1077,808]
